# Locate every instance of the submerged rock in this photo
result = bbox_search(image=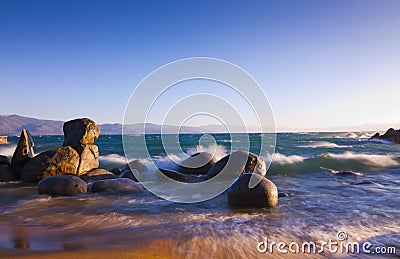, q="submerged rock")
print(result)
[156,168,206,183]
[63,118,100,147]
[0,164,18,181]
[11,129,35,175]
[80,168,116,183]
[38,175,87,196]
[123,160,147,173]
[177,152,216,175]
[207,151,266,180]
[21,146,80,182]
[228,173,278,208]
[91,178,142,193]
[119,169,139,182]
